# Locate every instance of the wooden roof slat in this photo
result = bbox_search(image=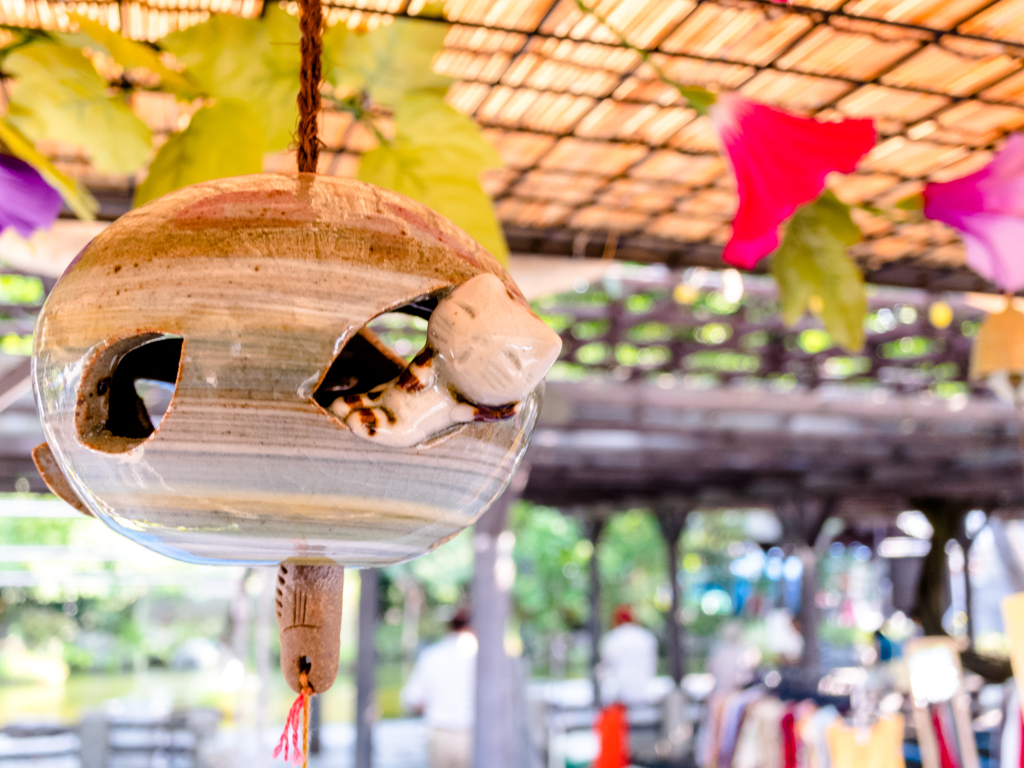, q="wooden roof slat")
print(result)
[958,0,1024,44]
[629,150,724,184]
[538,0,696,50]
[736,69,855,110]
[569,204,649,232]
[881,42,1022,96]
[659,5,814,67]
[843,0,994,30]
[862,135,970,175]
[774,22,925,80]
[495,197,571,227]
[538,136,648,174]
[18,0,1024,290]
[513,169,605,203]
